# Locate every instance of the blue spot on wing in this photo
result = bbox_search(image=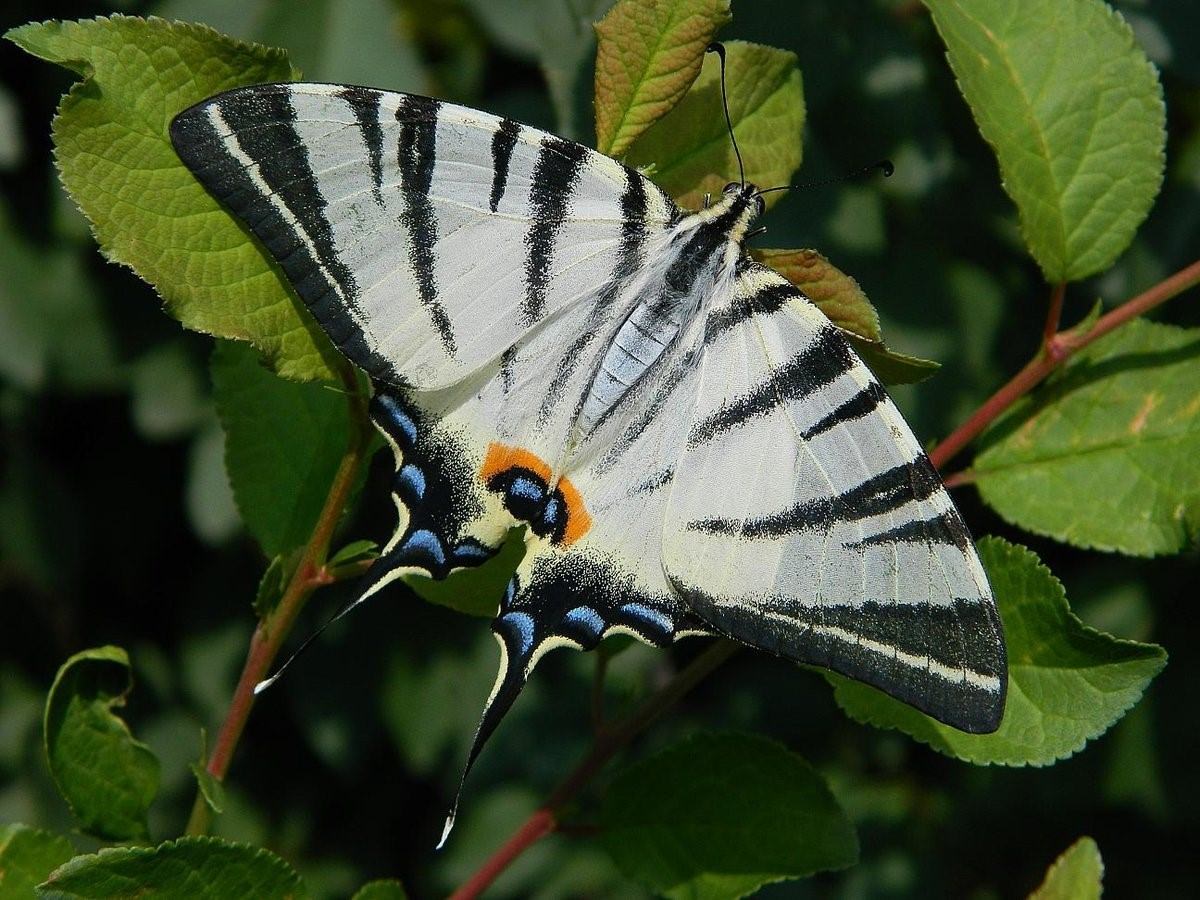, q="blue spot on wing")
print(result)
[397,463,426,499]
[452,539,492,564]
[542,496,563,529]
[498,611,535,657]
[376,394,418,446]
[562,605,605,640]
[508,475,544,502]
[620,602,674,639]
[402,529,446,567]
